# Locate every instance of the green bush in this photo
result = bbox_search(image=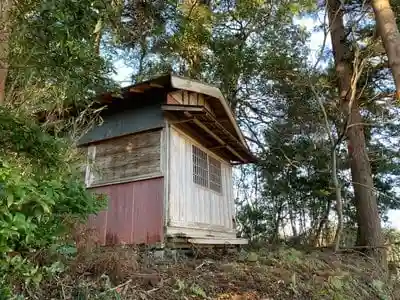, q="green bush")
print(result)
[0,108,107,296]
